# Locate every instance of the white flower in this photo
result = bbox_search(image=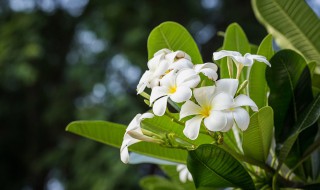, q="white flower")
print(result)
[150,69,200,116]
[180,79,258,140]
[137,49,171,94]
[120,113,154,164]
[166,50,194,71]
[180,84,233,140]
[137,49,197,94]
[213,50,271,67]
[177,164,193,183]
[214,79,258,132]
[194,62,218,81]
